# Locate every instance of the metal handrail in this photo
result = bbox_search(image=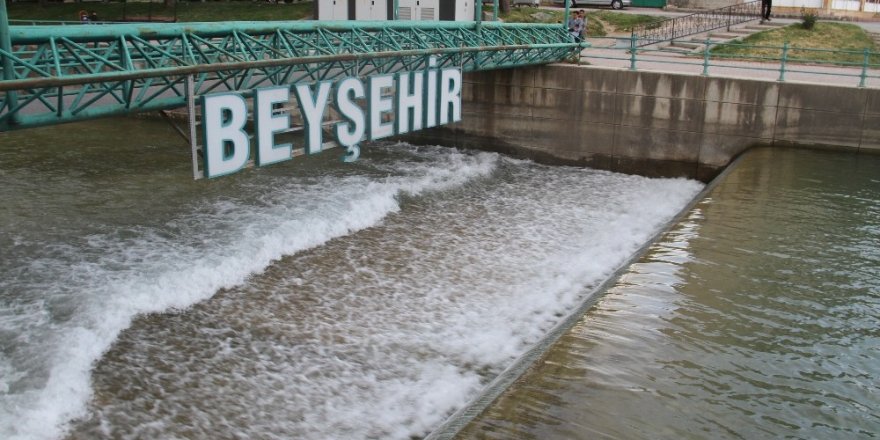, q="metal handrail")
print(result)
[0,20,581,131]
[582,36,880,88]
[9,19,127,26]
[630,0,762,47]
